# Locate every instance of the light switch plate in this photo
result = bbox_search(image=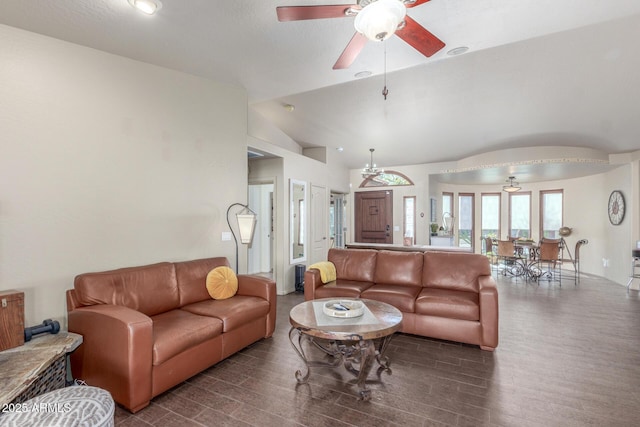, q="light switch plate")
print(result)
[221,232,232,241]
